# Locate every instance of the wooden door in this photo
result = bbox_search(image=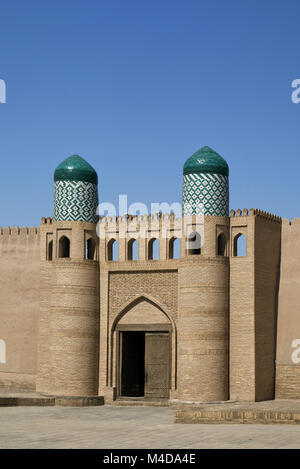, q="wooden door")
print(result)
[144,332,170,398]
